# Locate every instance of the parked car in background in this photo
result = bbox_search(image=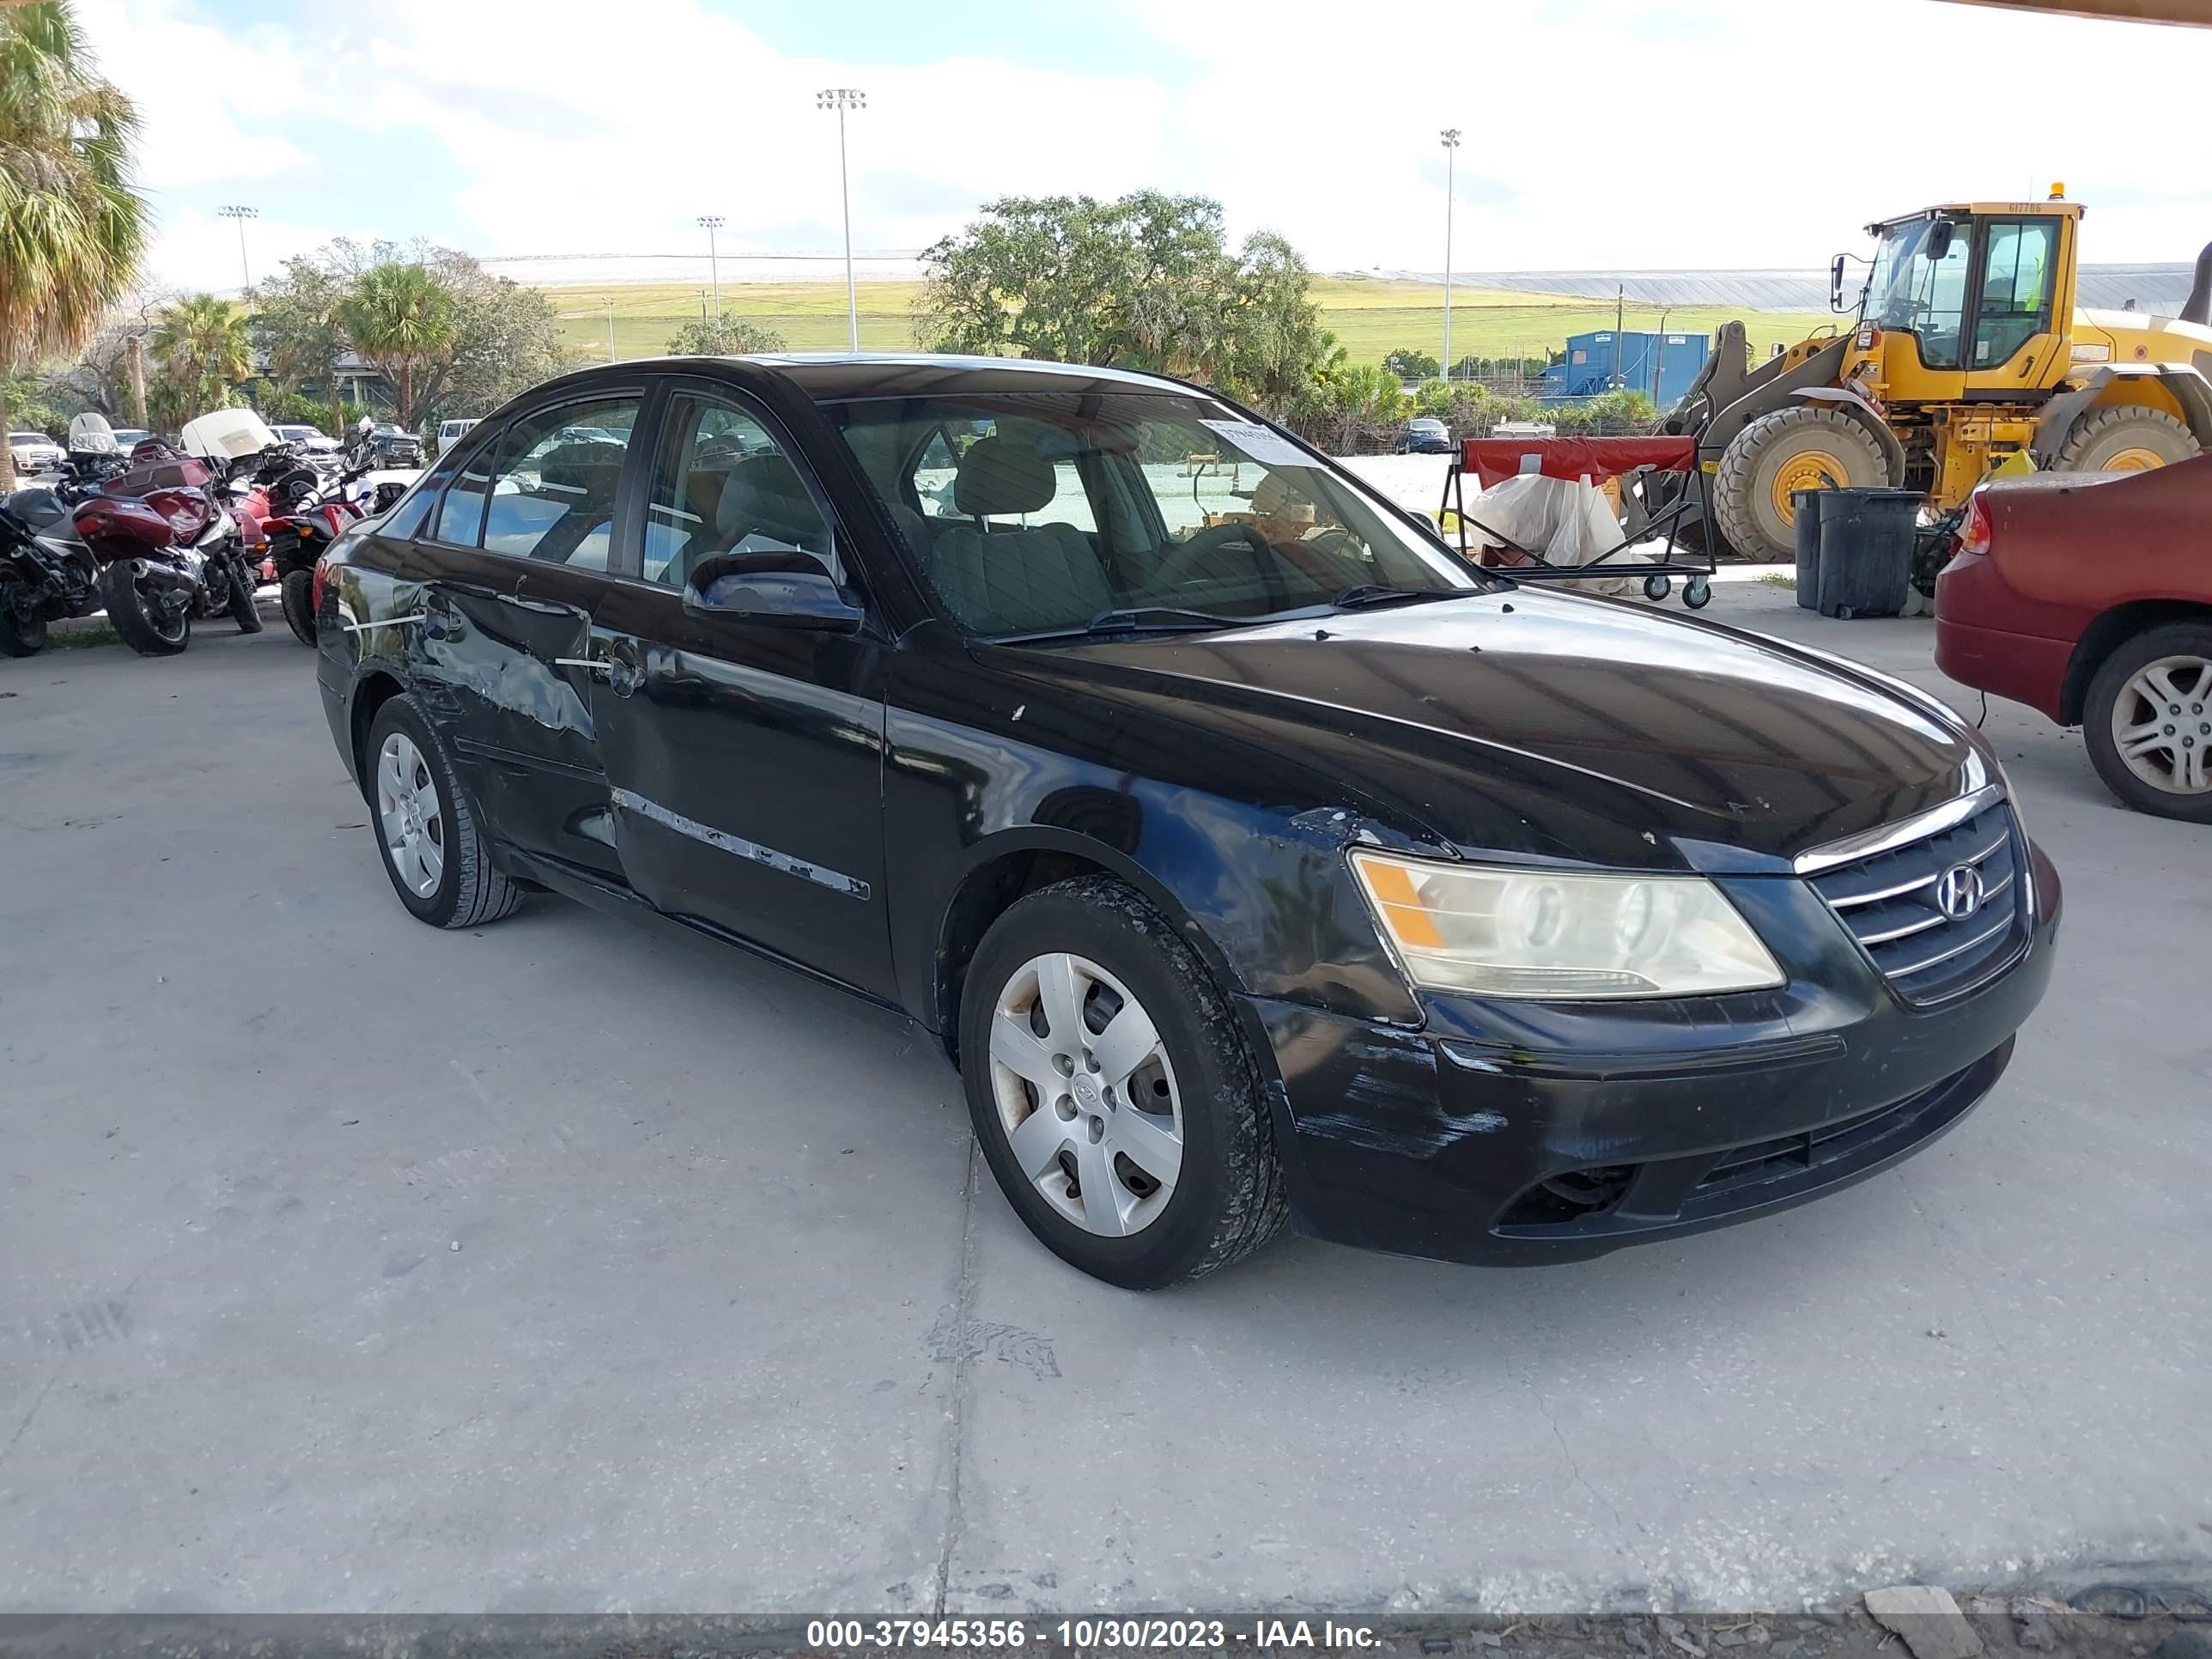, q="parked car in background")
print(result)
[437,417,480,456]
[109,428,151,451]
[368,423,424,468]
[316,354,2057,1288]
[273,423,343,457]
[1401,416,1454,454]
[1936,453,2212,823]
[9,431,65,475]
